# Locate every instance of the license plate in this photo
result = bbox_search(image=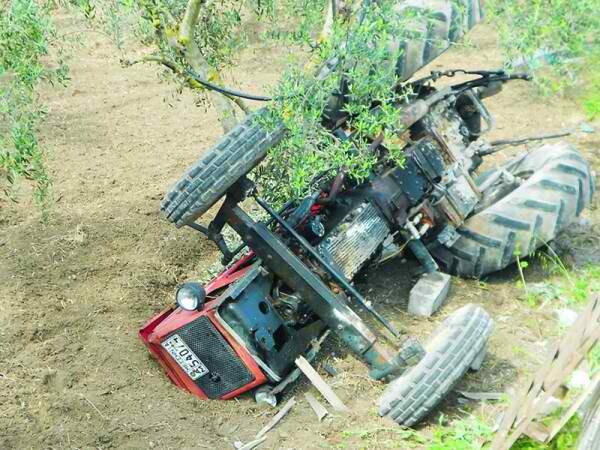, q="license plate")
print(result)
[161,334,209,380]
